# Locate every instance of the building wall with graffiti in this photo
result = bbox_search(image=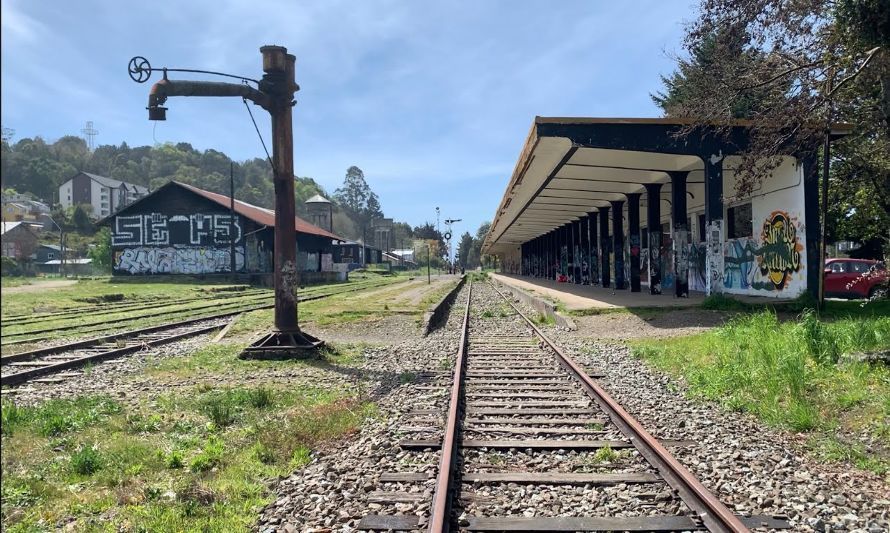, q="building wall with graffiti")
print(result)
[721,157,808,297]
[111,212,253,275]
